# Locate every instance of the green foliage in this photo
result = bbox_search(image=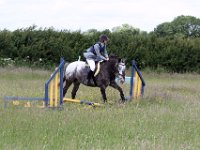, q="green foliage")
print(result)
[154,15,200,37]
[0,16,200,73]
